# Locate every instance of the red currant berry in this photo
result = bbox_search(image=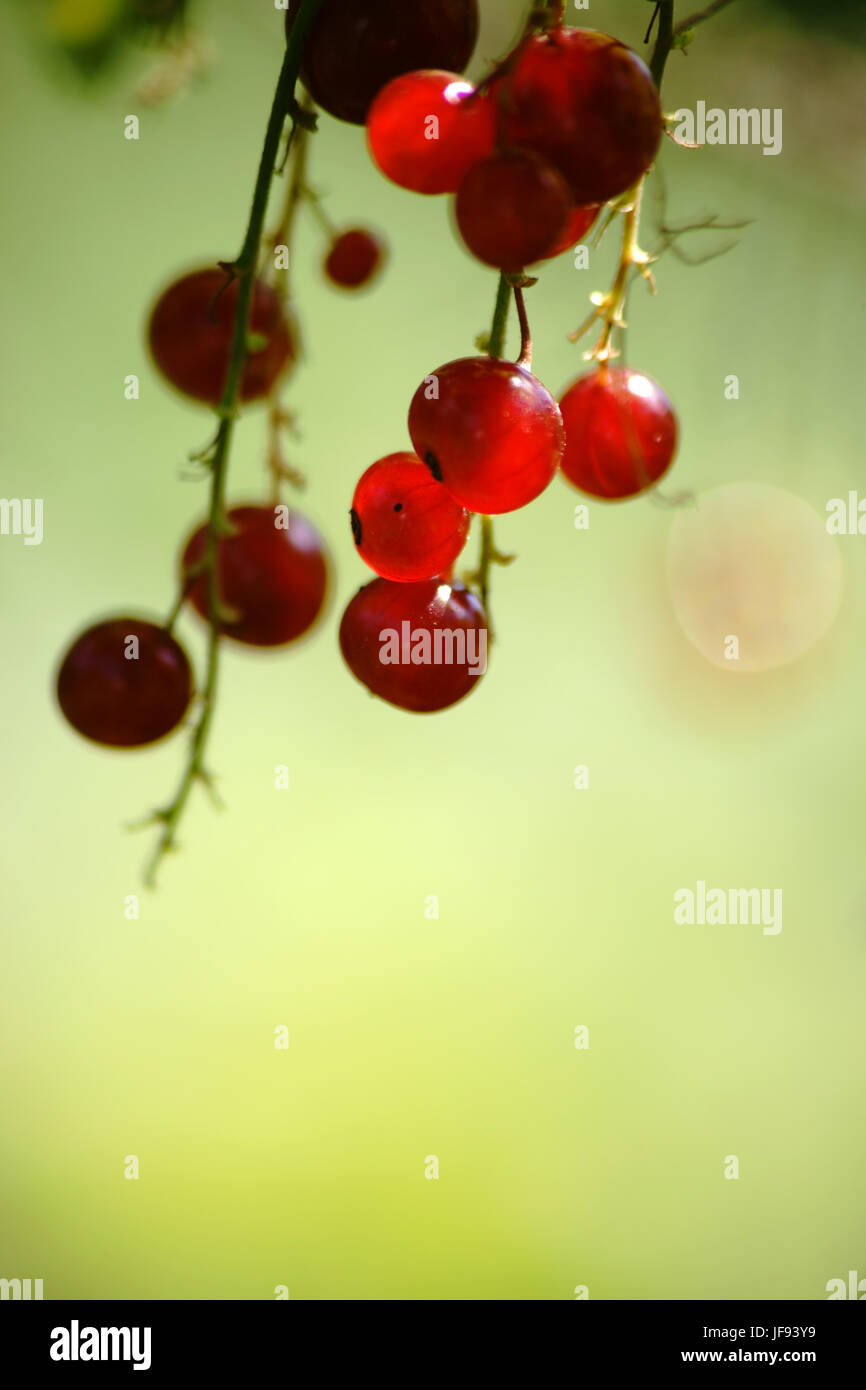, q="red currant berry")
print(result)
[408,357,564,514]
[558,366,678,500]
[286,0,479,125]
[324,228,386,290]
[535,203,600,262]
[454,150,572,271]
[148,268,294,407]
[181,505,329,647]
[350,452,470,582]
[339,577,487,713]
[56,618,192,748]
[366,70,496,195]
[495,28,662,206]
